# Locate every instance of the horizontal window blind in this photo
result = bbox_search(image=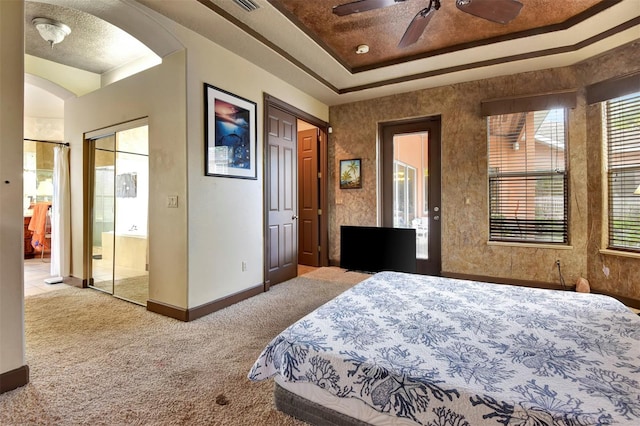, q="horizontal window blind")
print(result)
[488,109,568,243]
[606,92,640,251]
